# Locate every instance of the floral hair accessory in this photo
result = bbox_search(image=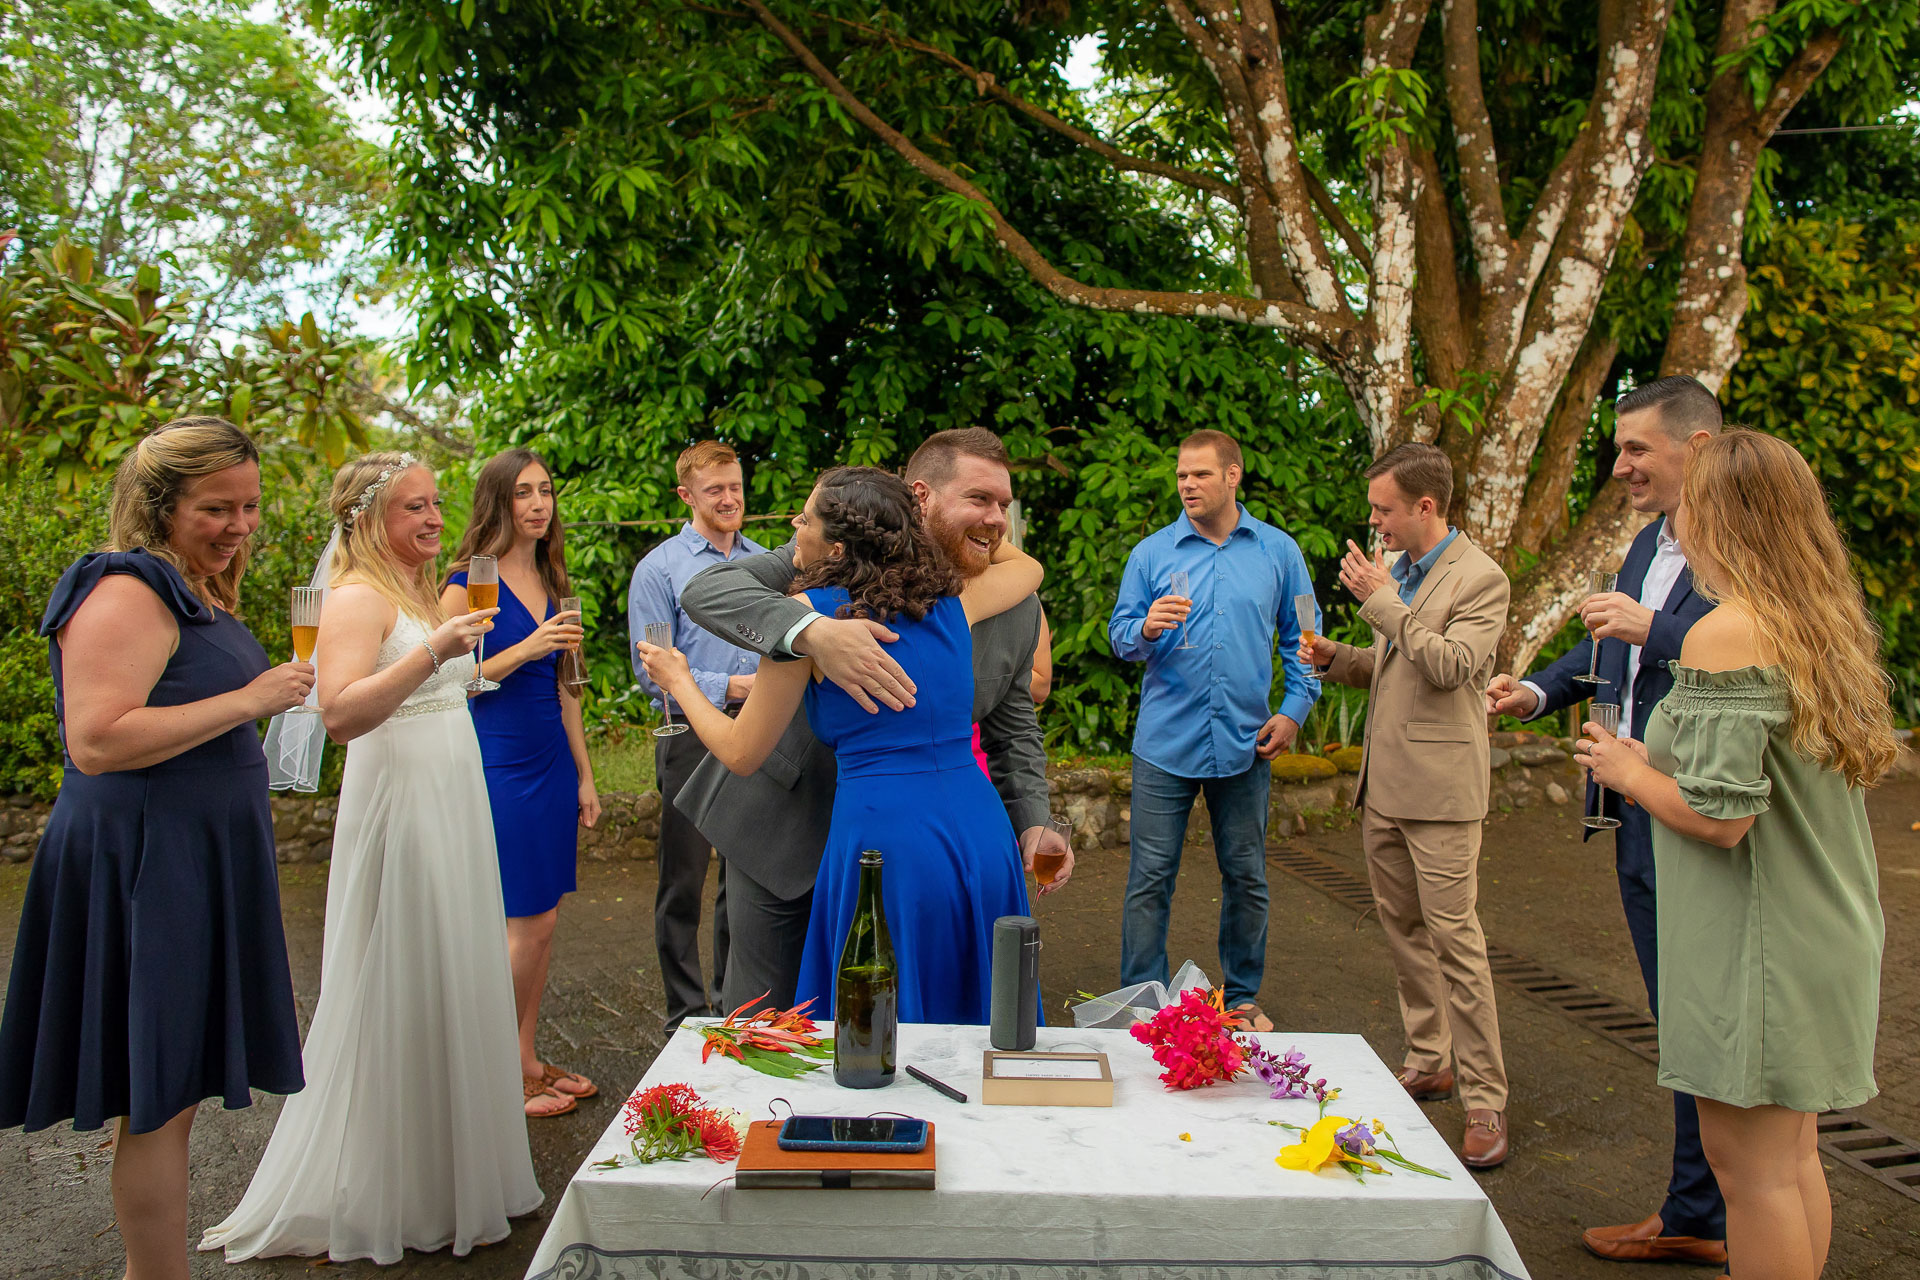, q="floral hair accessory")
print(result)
[344,452,419,528]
